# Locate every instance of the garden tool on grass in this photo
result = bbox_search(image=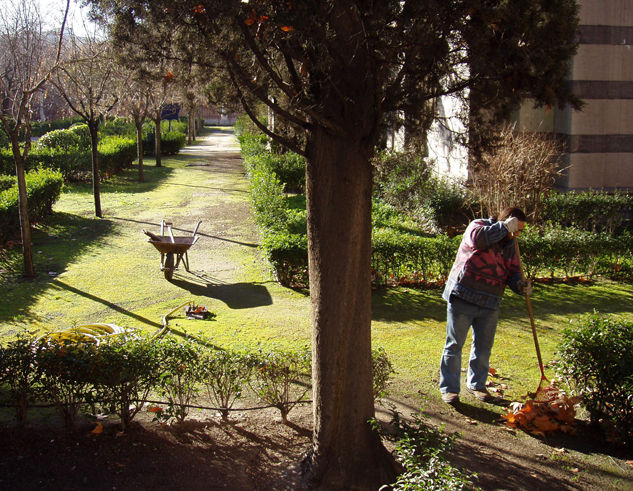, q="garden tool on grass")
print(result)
[513,236,550,398]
